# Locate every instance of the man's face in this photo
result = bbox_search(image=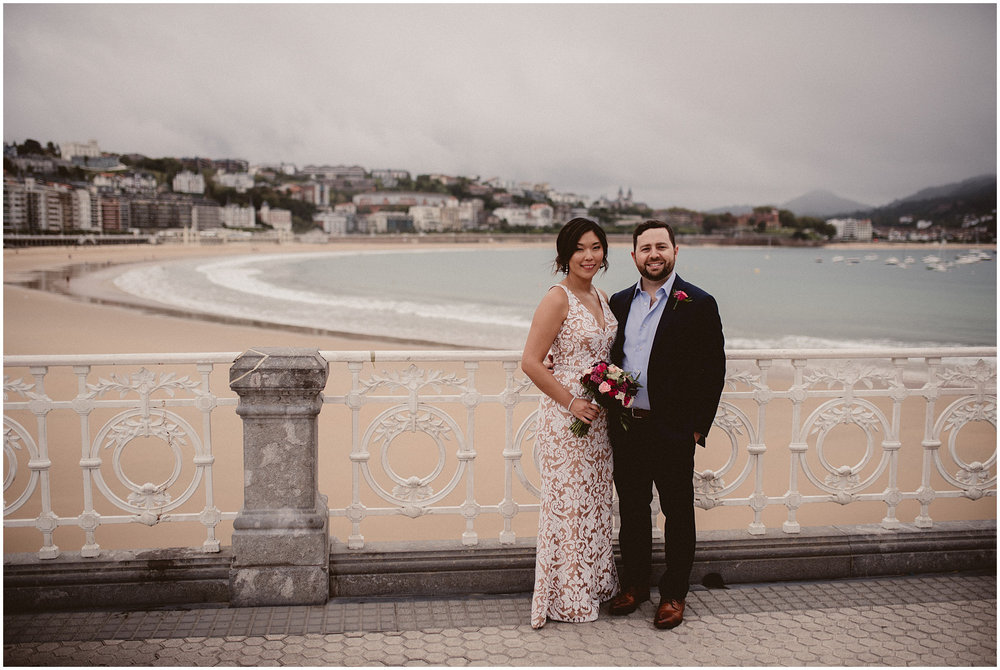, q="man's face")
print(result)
[632,227,677,283]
